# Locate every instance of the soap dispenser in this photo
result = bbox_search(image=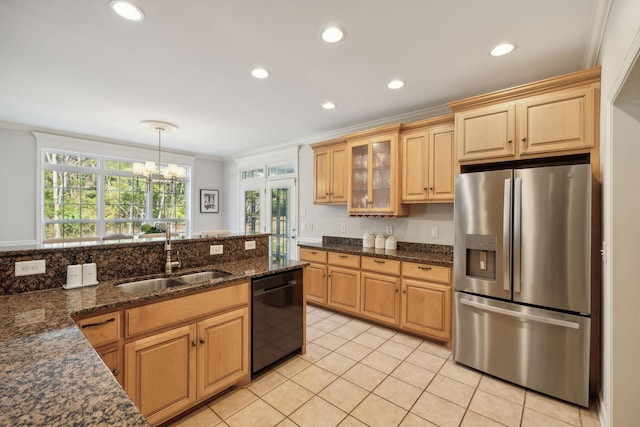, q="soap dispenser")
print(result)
[65,255,82,288]
[82,255,98,286]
